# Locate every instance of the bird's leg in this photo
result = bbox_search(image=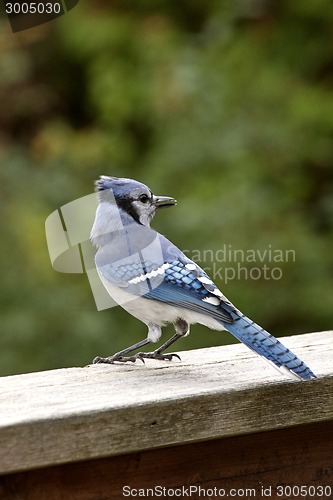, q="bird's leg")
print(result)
[93,320,189,364]
[135,319,189,362]
[93,338,151,364]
